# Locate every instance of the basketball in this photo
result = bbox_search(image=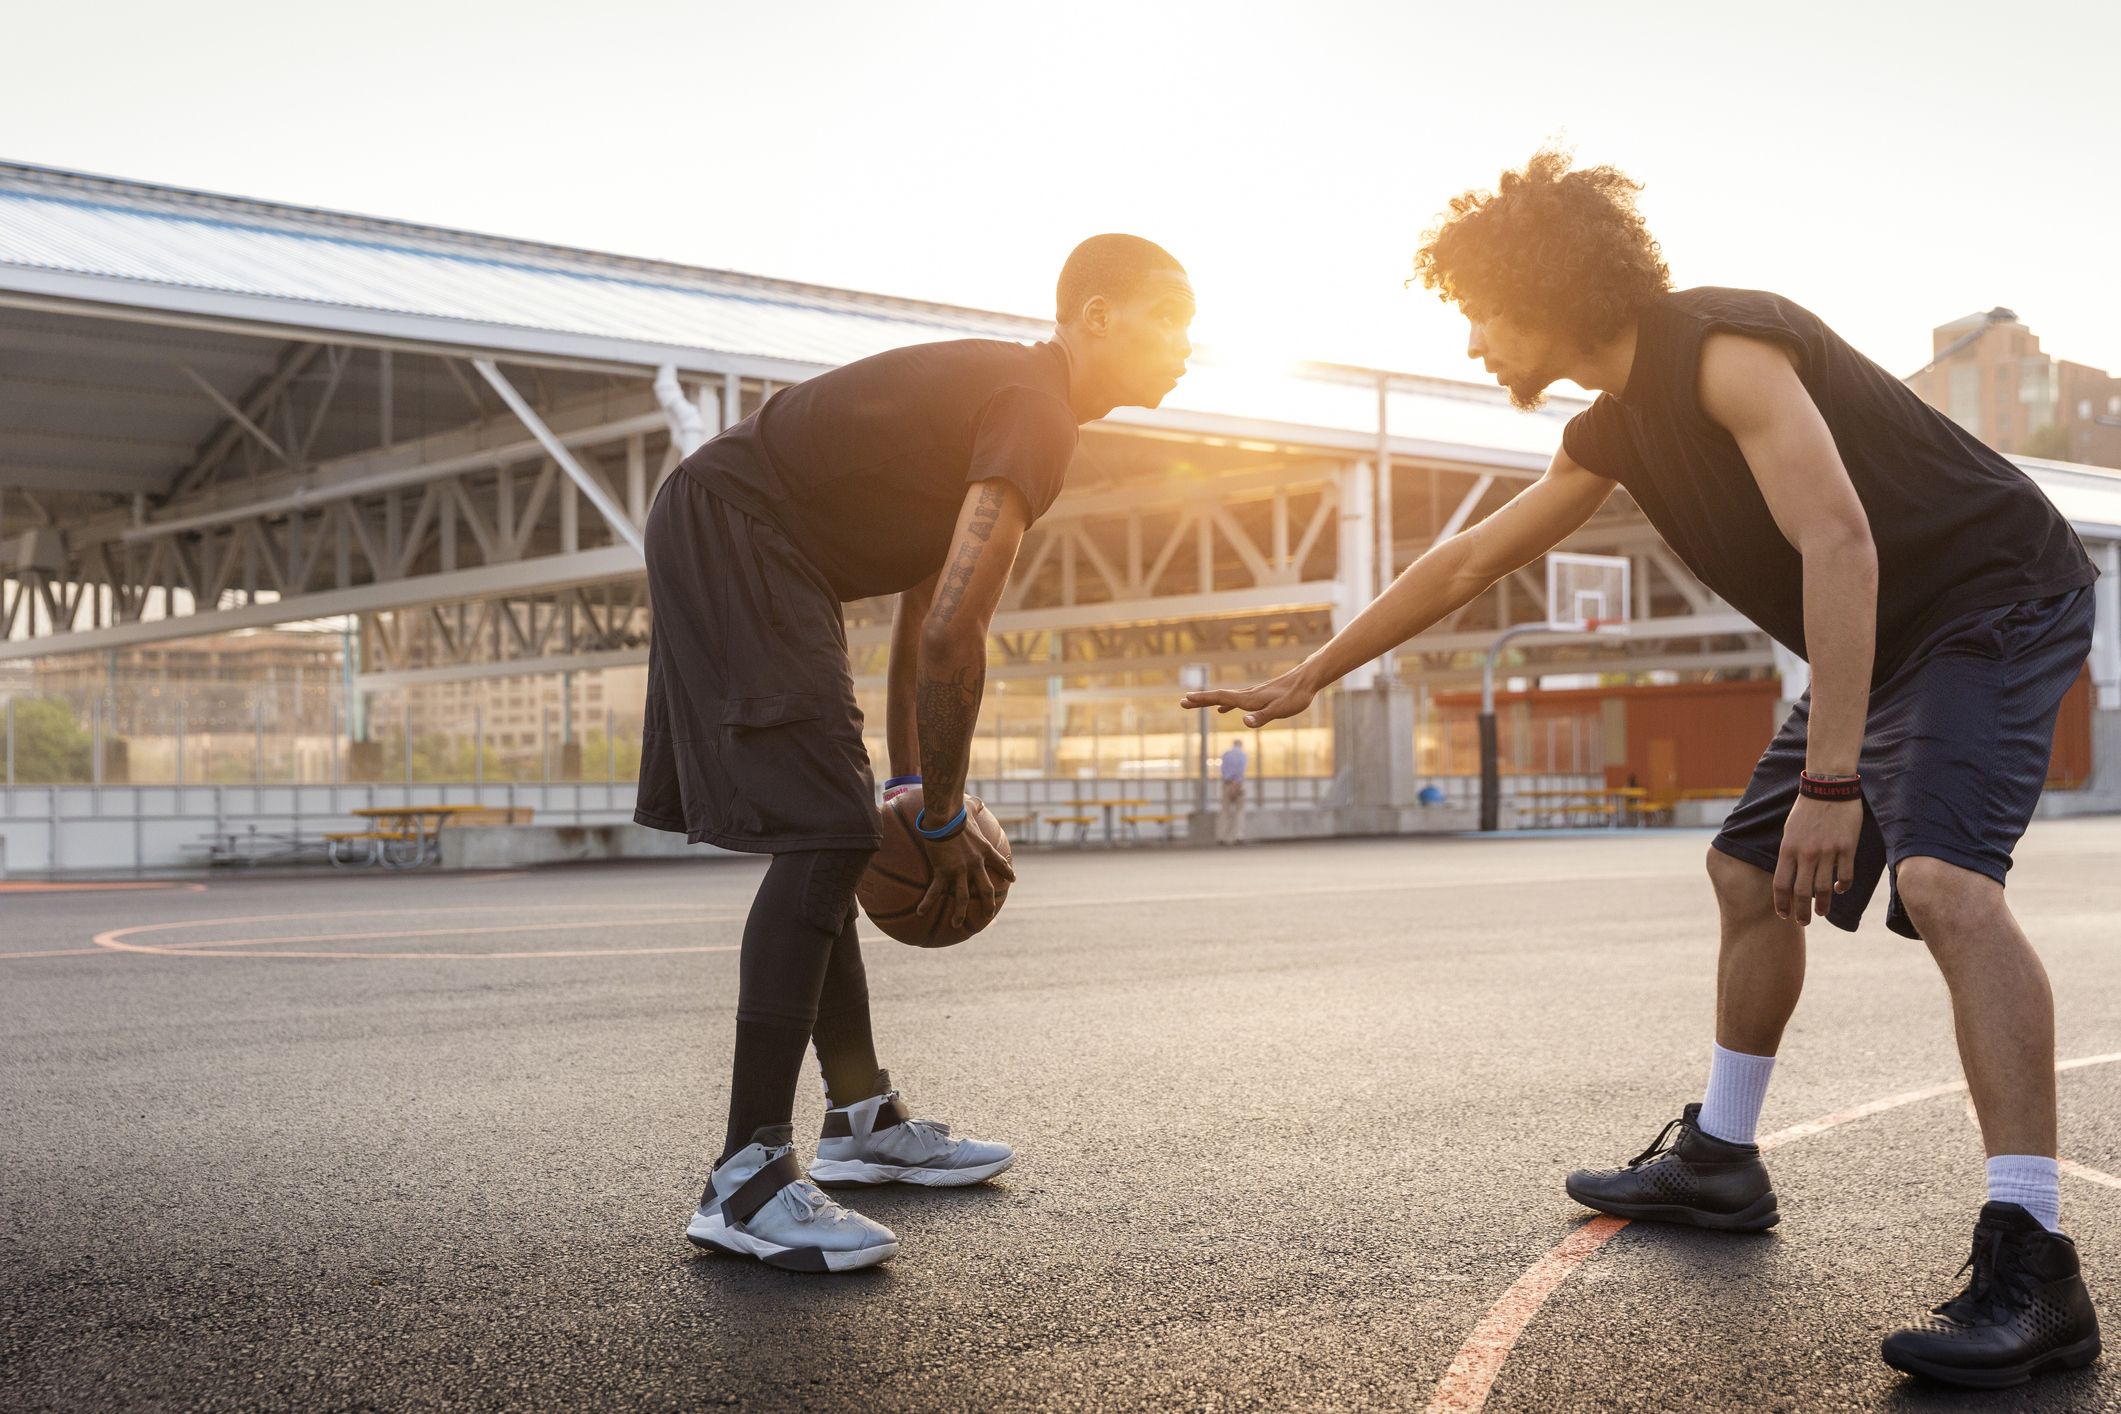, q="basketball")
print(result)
[857,787,1012,948]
